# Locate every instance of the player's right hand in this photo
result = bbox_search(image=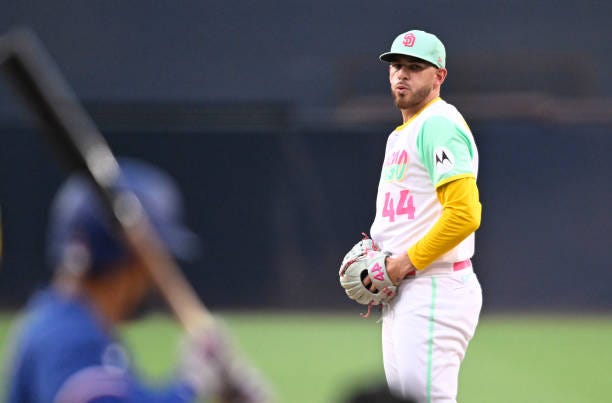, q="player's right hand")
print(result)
[177,322,226,399]
[177,319,274,402]
[217,353,274,403]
